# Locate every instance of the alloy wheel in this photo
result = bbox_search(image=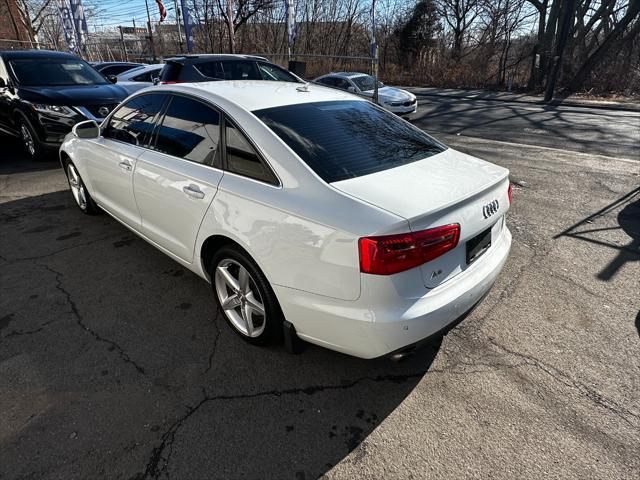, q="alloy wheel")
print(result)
[214,258,266,338]
[67,163,87,210]
[20,124,35,157]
